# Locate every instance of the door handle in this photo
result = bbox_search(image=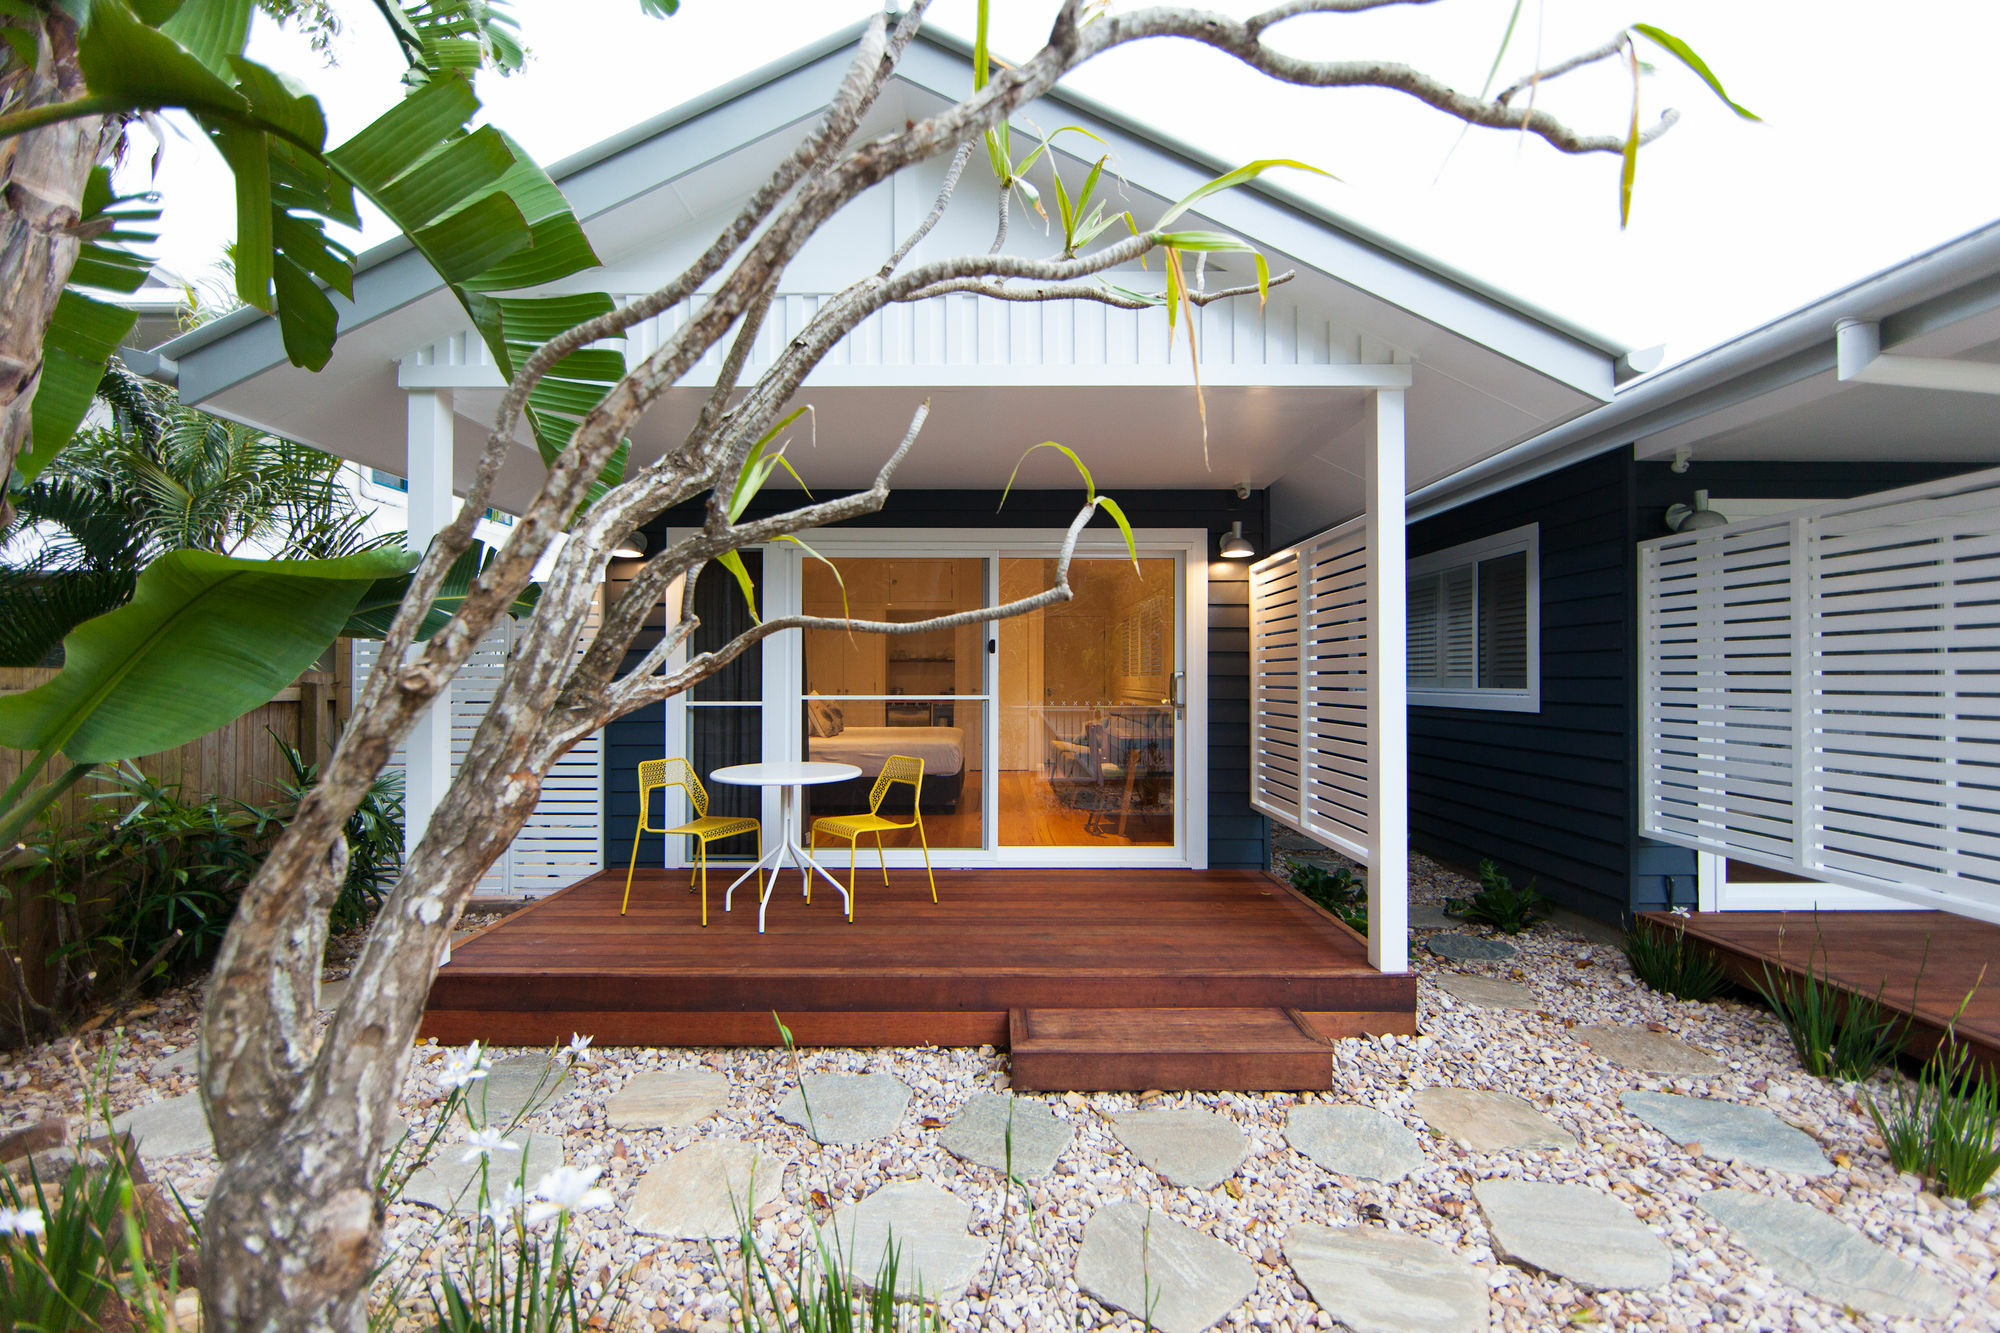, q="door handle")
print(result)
[1170,670,1186,712]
